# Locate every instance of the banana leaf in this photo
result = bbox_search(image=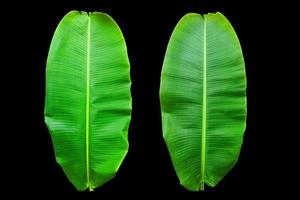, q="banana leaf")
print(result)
[44,11,131,191]
[160,12,246,191]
